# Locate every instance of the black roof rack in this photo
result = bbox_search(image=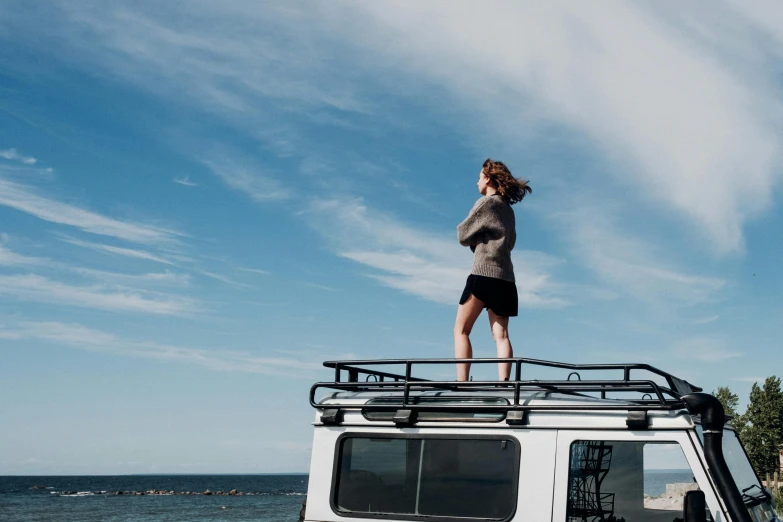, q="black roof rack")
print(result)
[309,357,703,419]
